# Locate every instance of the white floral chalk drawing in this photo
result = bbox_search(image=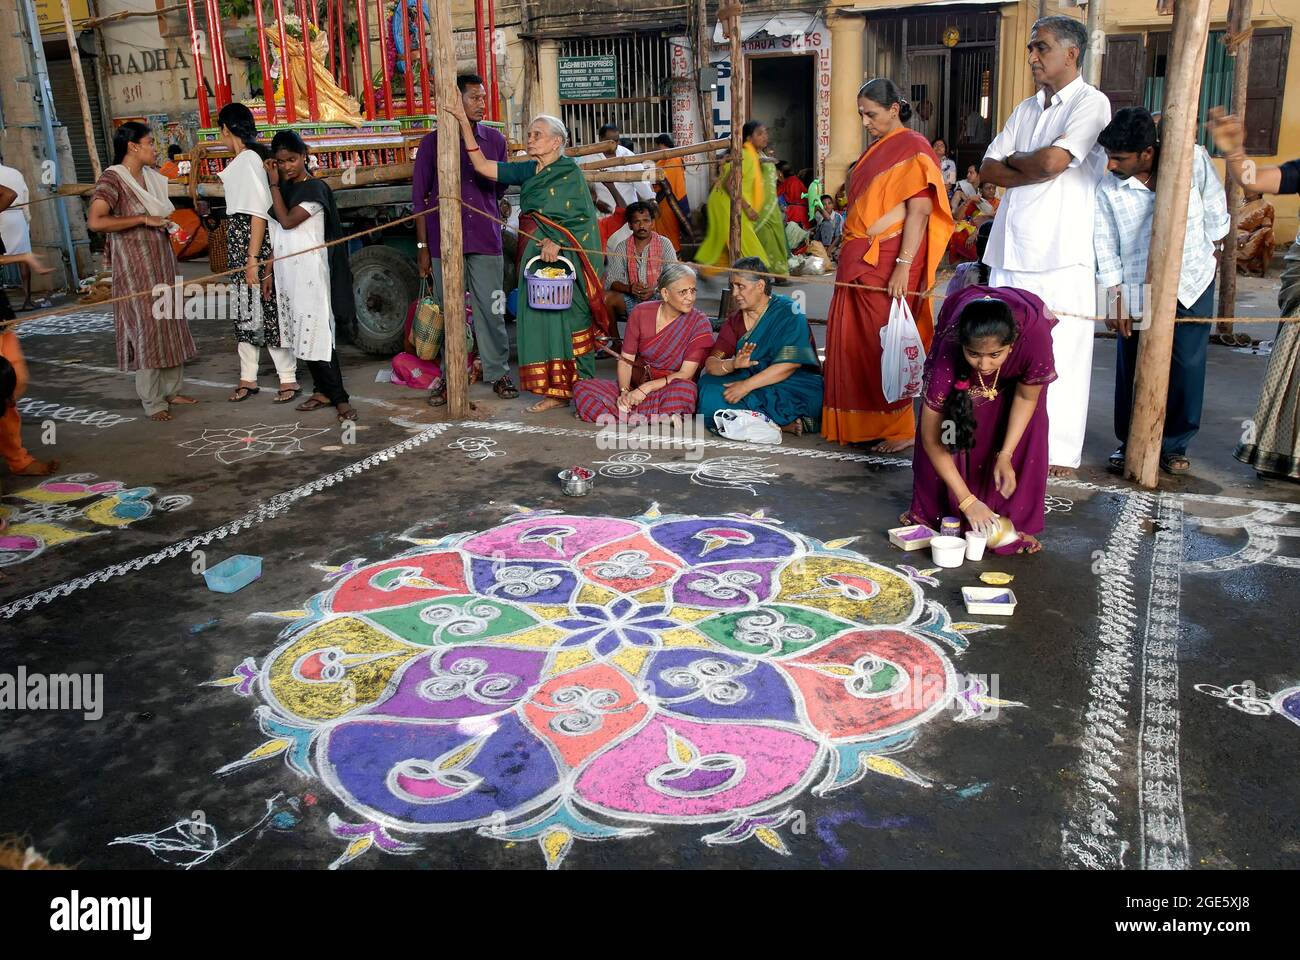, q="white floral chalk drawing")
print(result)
[178,423,331,465]
[448,436,505,461]
[594,452,779,496]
